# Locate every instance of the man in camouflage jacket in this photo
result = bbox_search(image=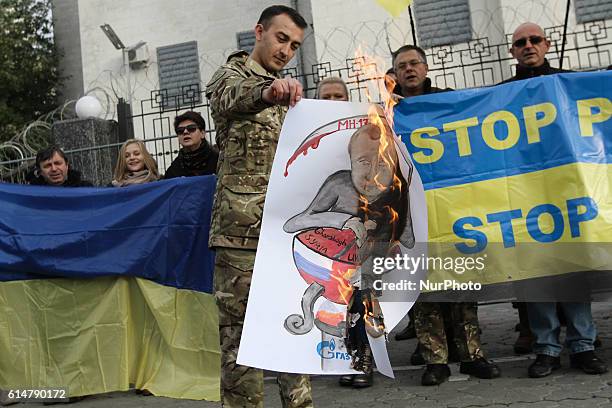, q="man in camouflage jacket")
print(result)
[205,5,313,408]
